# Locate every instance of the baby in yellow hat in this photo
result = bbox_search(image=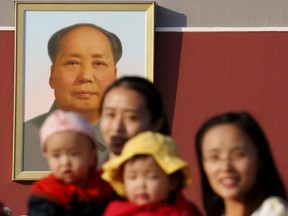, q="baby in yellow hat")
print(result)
[102,131,202,216]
